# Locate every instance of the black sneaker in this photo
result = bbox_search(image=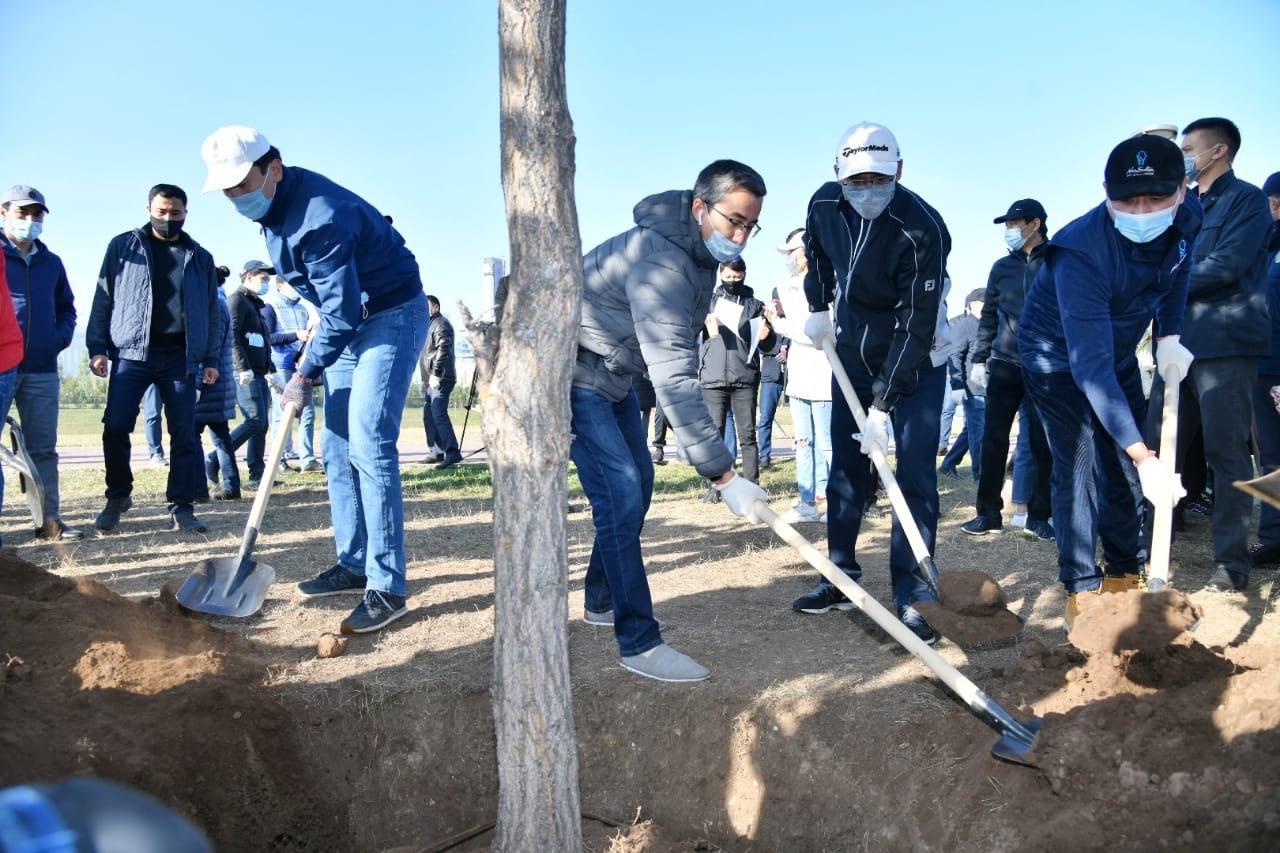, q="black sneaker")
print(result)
[791,583,855,614]
[938,466,960,480]
[298,565,367,598]
[652,447,666,466]
[211,486,243,501]
[1250,542,1280,568]
[961,516,1002,536]
[94,496,133,532]
[340,590,408,634]
[1021,519,1054,541]
[899,605,939,645]
[436,451,464,470]
[169,507,208,533]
